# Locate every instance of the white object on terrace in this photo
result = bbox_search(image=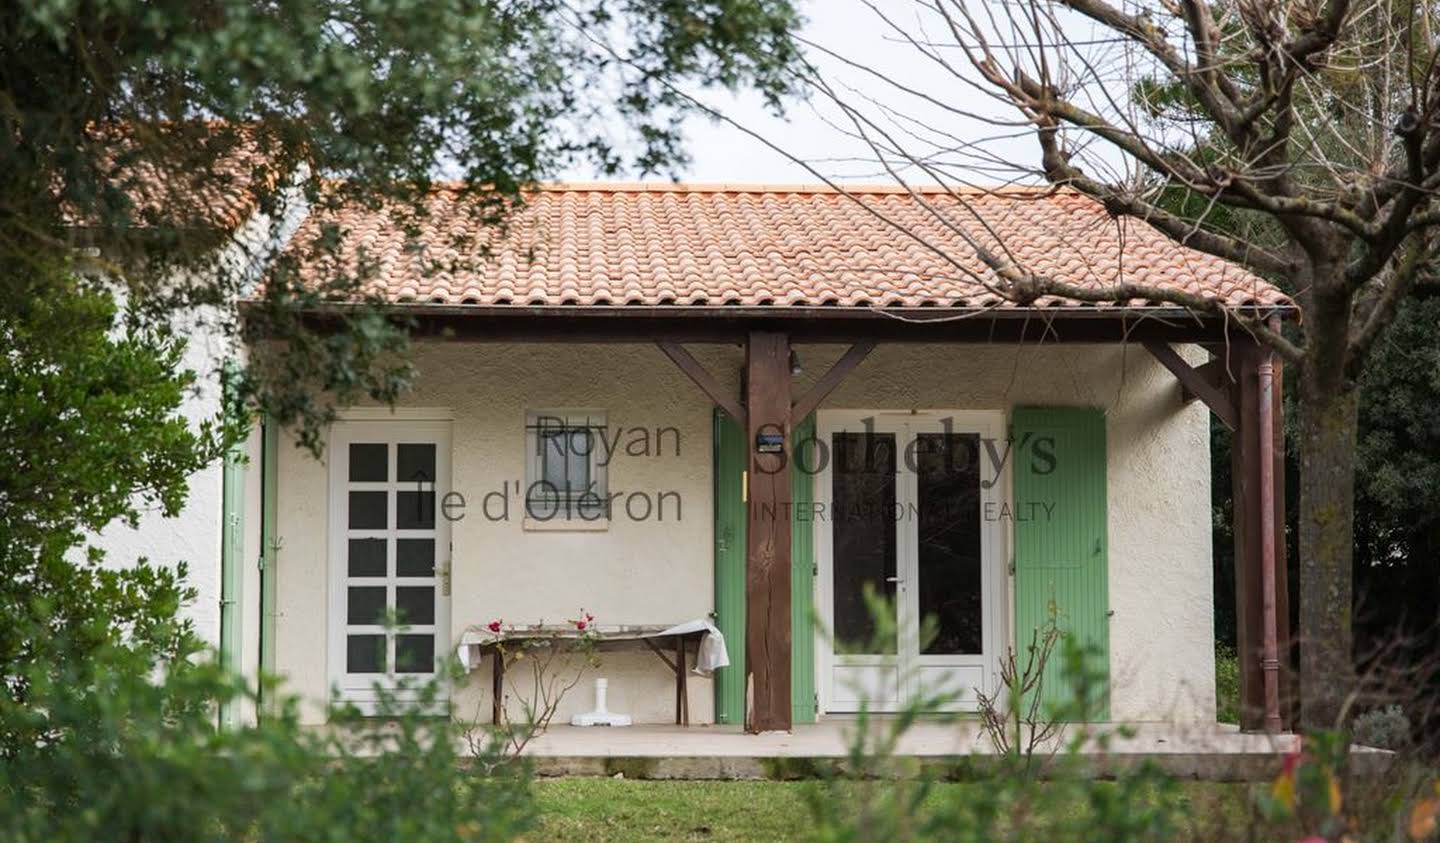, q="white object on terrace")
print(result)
[570,677,632,727]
